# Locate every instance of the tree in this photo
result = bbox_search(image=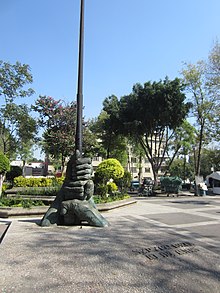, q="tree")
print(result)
[207,40,220,94]
[33,96,77,170]
[0,61,37,159]
[169,158,194,181]
[165,120,196,176]
[90,96,128,166]
[82,120,103,158]
[128,139,146,182]
[117,77,191,185]
[0,152,10,197]
[206,41,220,140]
[33,96,98,170]
[181,61,218,176]
[200,147,220,178]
